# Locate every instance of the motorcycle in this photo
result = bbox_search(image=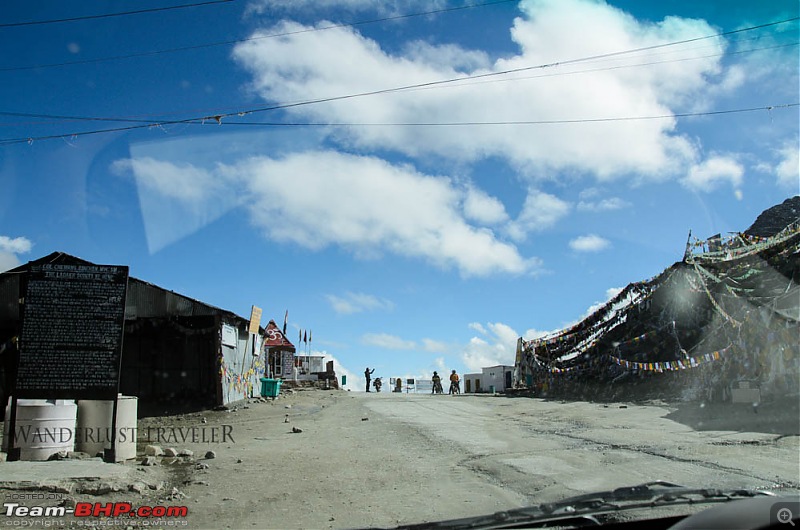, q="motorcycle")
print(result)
[432,379,443,394]
[373,377,382,392]
[449,380,460,395]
